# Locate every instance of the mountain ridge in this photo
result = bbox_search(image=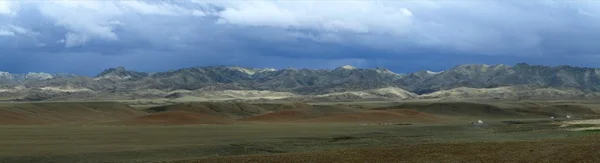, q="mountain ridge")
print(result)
[3,63,600,101]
